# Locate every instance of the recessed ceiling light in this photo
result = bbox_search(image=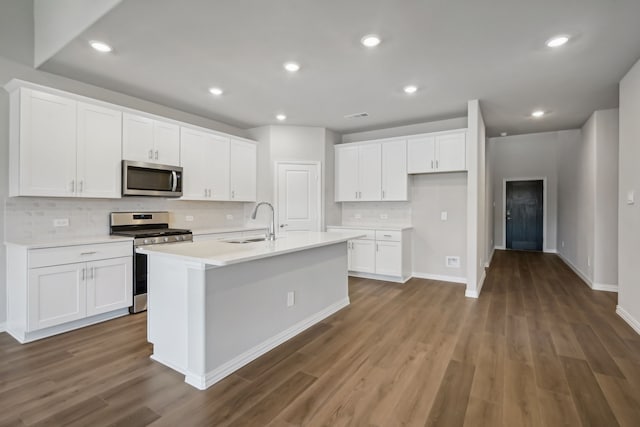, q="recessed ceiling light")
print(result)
[531,110,545,118]
[209,87,223,96]
[403,85,418,94]
[276,114,287,121]
[284,62,300,72]
[89,40,112,53]
[361,34,381,47]
[546,35,570,48]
